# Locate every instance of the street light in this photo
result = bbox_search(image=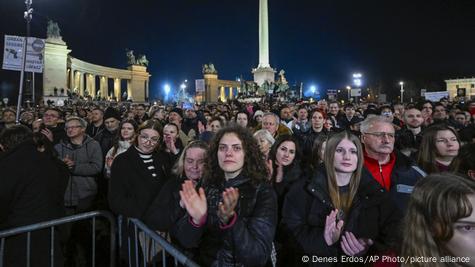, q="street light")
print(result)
[399,81,404,103]
[164,84,171,102]
[352,73,362,87]
[16,0,33,124]
[346,86,351,101]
